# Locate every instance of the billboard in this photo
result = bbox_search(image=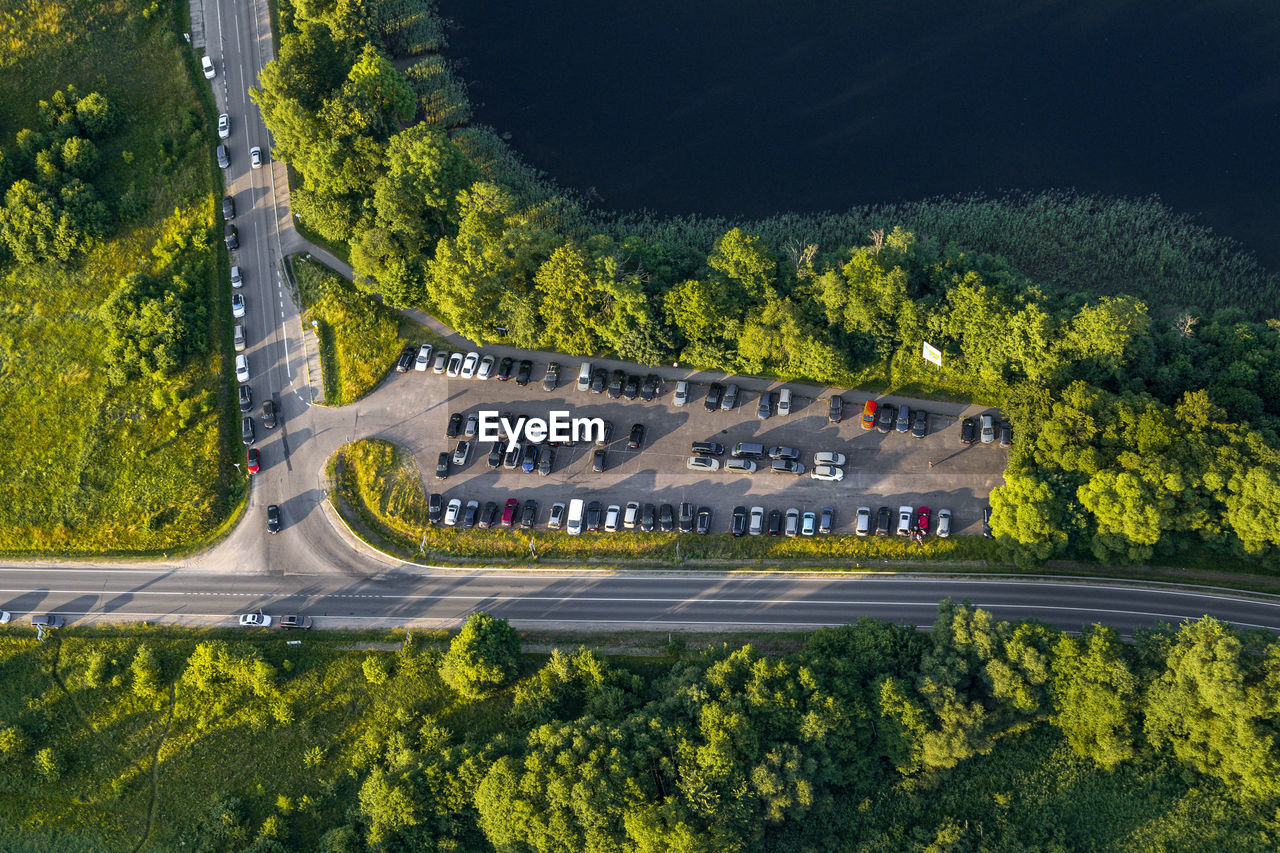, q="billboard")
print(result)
[922,341,943,367]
